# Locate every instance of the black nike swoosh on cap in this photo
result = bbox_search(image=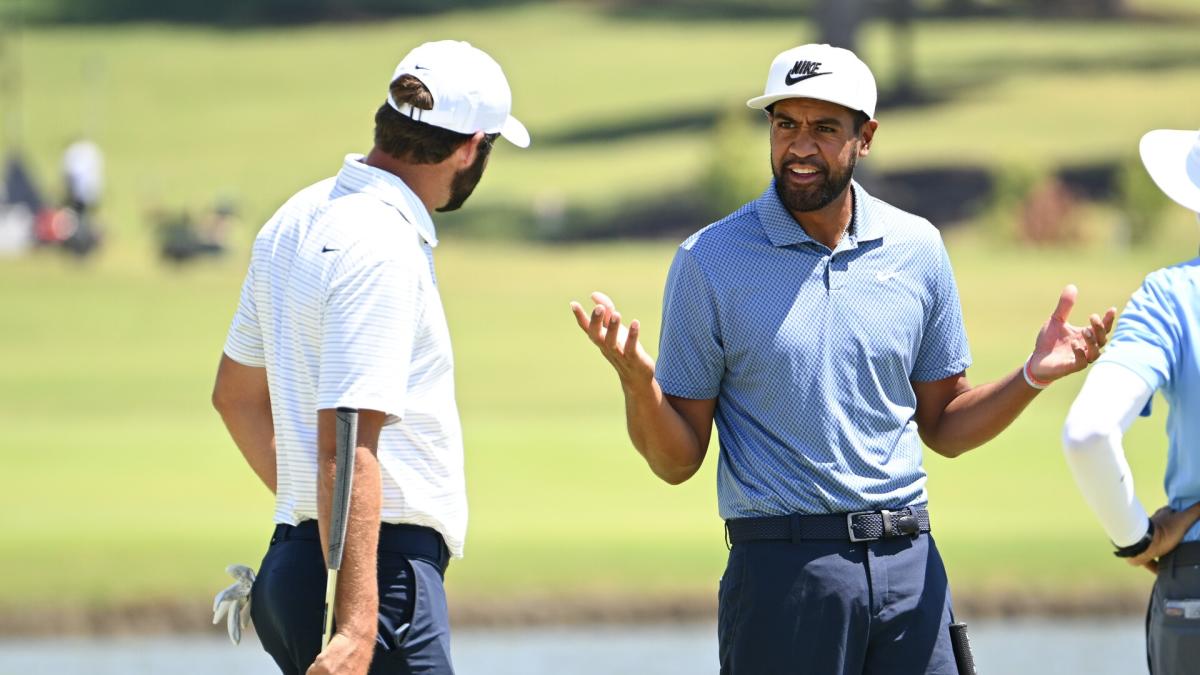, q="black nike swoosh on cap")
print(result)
[784,71,833,86]
[321,245,339,253]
